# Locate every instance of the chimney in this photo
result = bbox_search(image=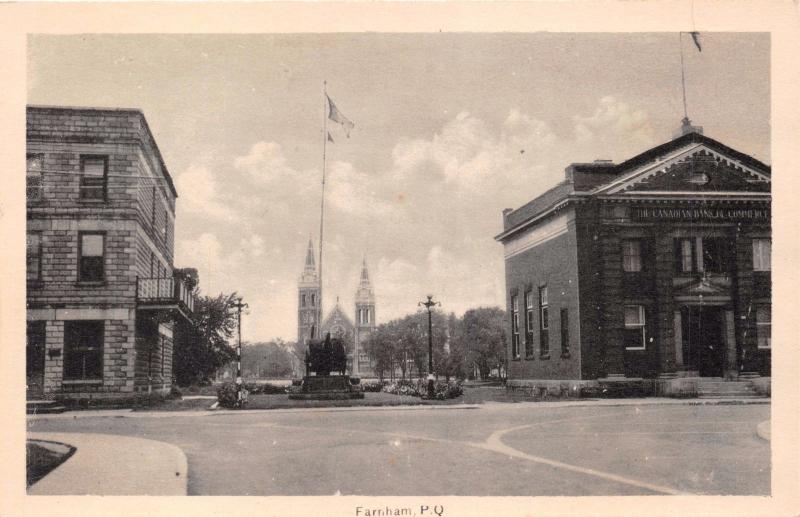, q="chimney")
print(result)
[674,117,704,138]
